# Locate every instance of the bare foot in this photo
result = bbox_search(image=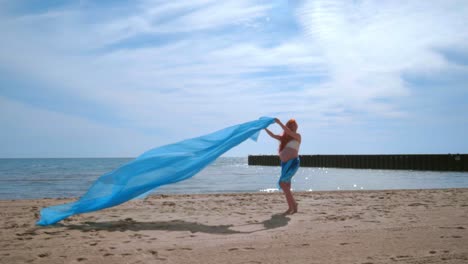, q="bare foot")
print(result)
[282,208,293,215]
[290,203,298,214]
